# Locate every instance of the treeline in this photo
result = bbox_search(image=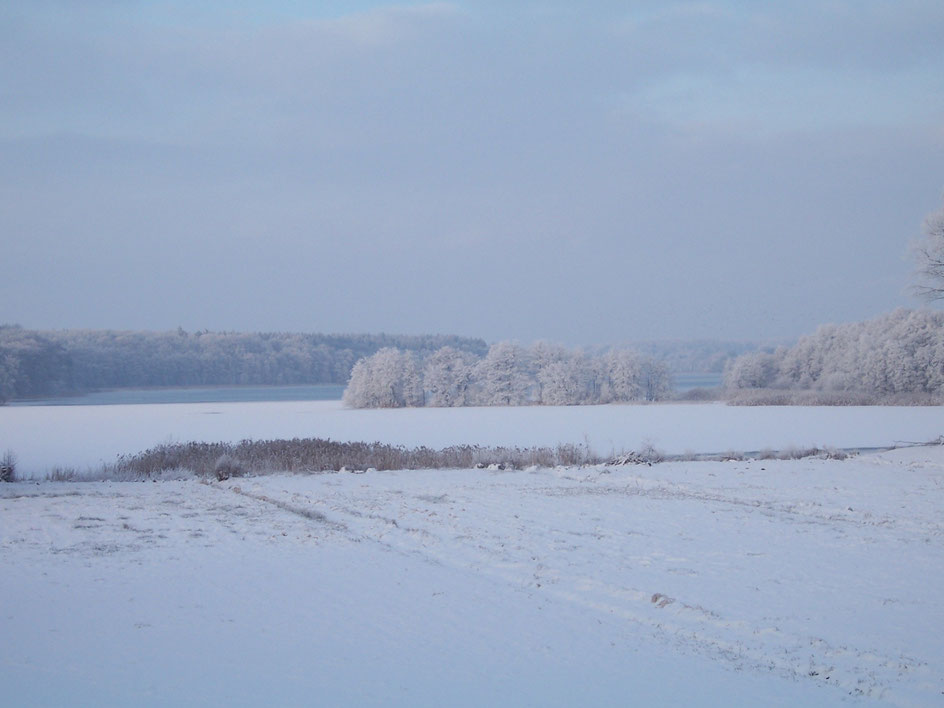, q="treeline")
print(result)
[0,326,487,402]
[724,309,944,404]
[343,342,672,408]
